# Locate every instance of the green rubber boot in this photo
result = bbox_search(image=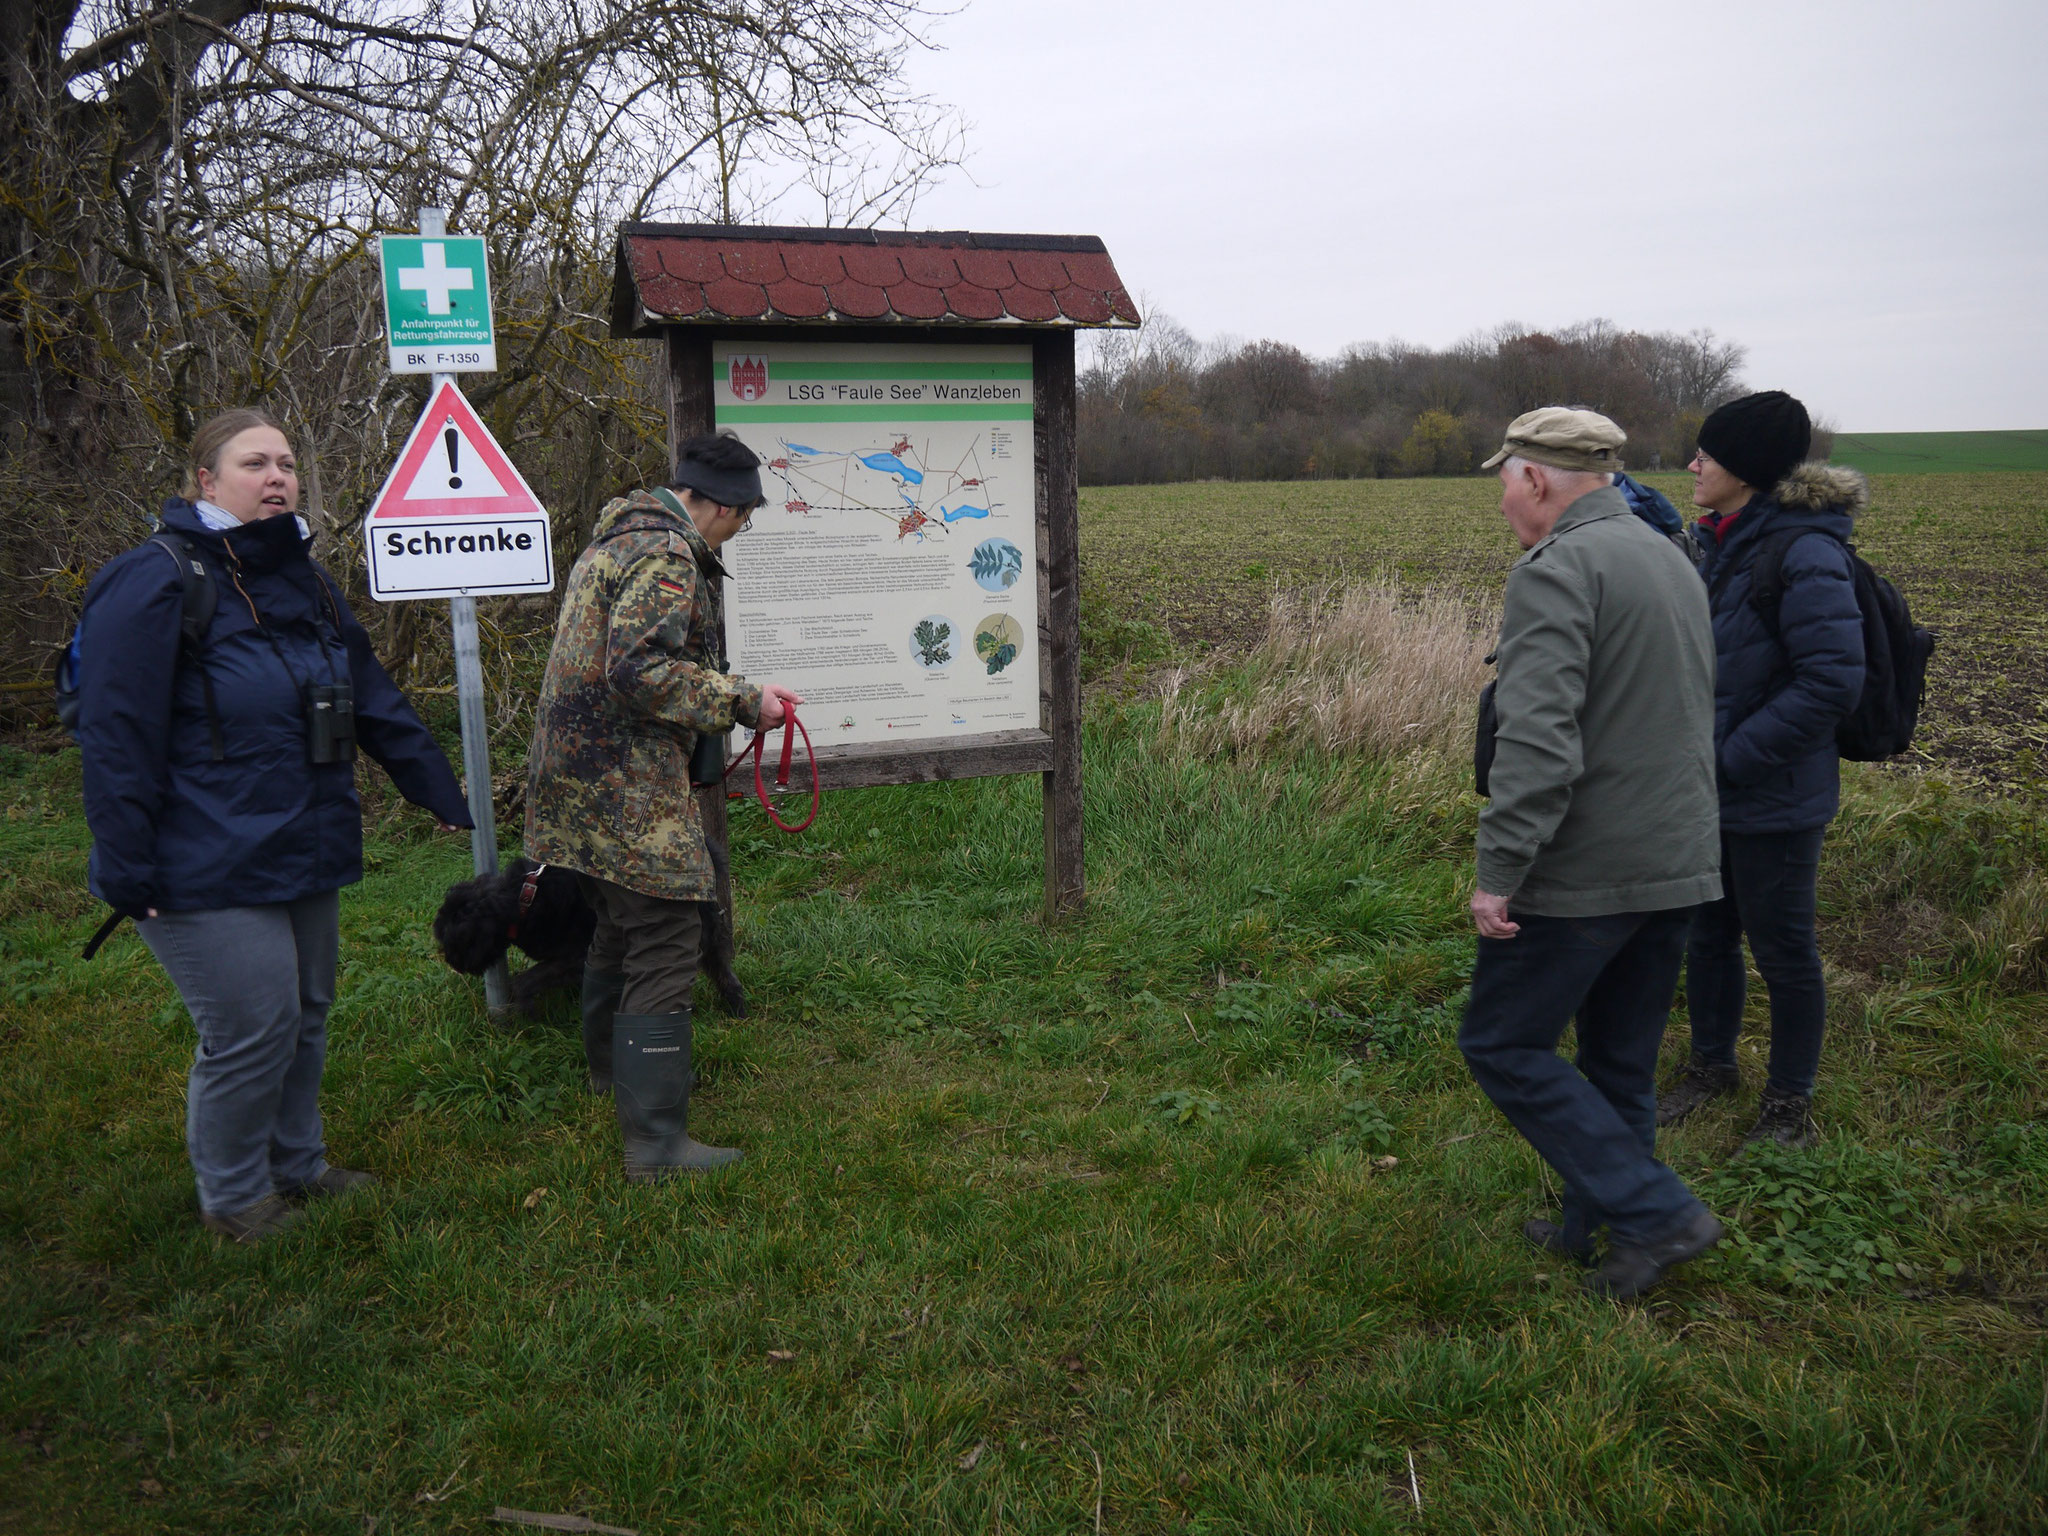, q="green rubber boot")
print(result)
[613,1011,743,1180]
[580,967,624,1095]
